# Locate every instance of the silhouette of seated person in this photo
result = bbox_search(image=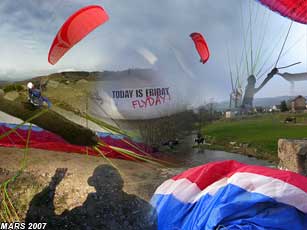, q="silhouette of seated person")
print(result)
[26,165,157,230]
[195,132,205,145]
